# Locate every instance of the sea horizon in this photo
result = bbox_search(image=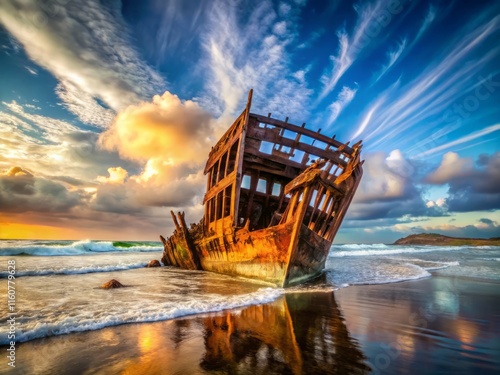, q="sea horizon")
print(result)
[1,239,500,374]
